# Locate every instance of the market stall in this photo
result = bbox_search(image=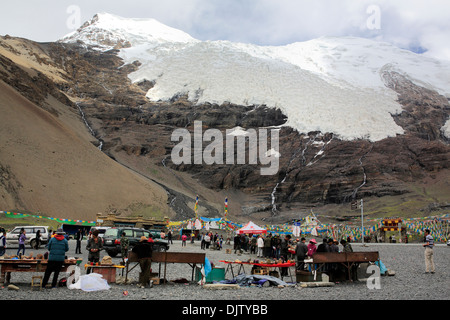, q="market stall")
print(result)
[126,251,206,284]
[219,259,296,282]
[0,258,81,284]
